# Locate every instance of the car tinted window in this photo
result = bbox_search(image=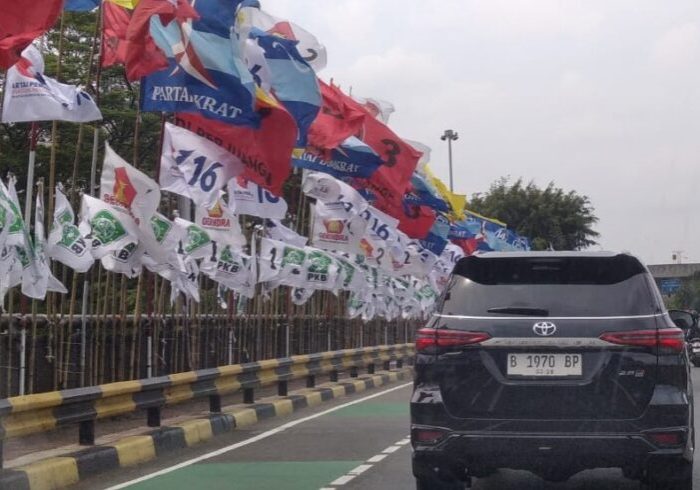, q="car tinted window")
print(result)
[440,255,661,317]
